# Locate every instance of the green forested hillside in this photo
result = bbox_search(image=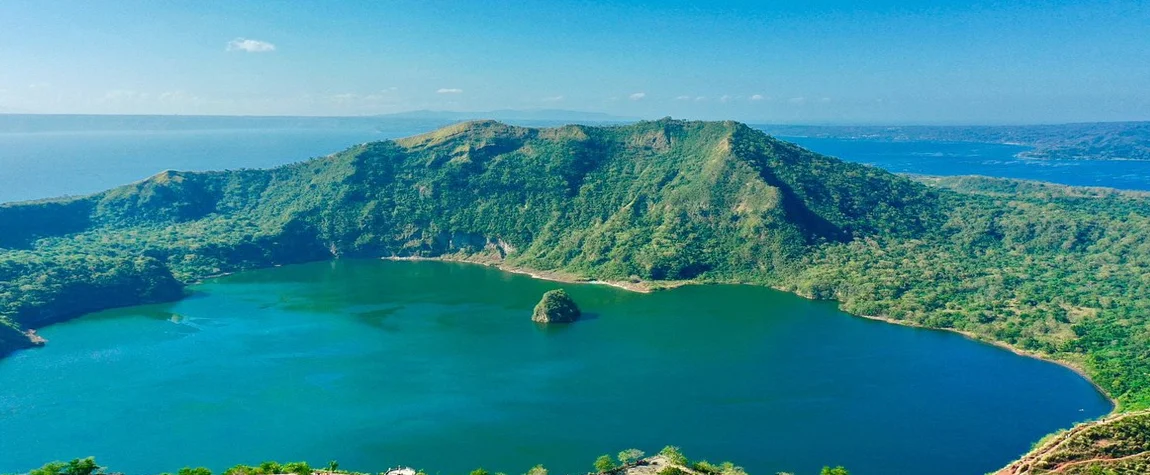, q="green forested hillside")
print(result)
[2,119,1150,416]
